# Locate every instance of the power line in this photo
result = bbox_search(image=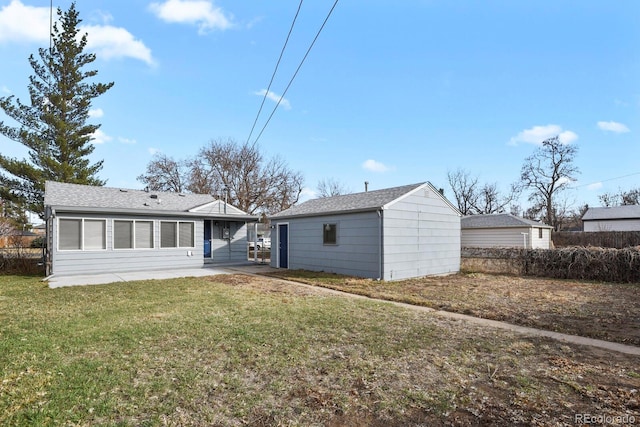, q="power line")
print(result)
[250,0,340,146]
[245,0,304,146]
[569,171,640,189]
